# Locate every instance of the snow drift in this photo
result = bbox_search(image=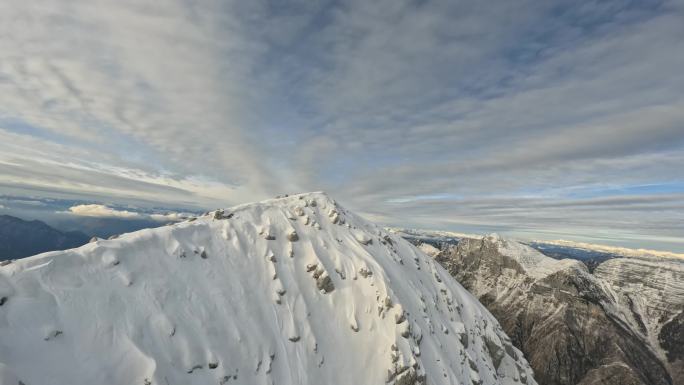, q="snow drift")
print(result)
[0,192,536,385]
